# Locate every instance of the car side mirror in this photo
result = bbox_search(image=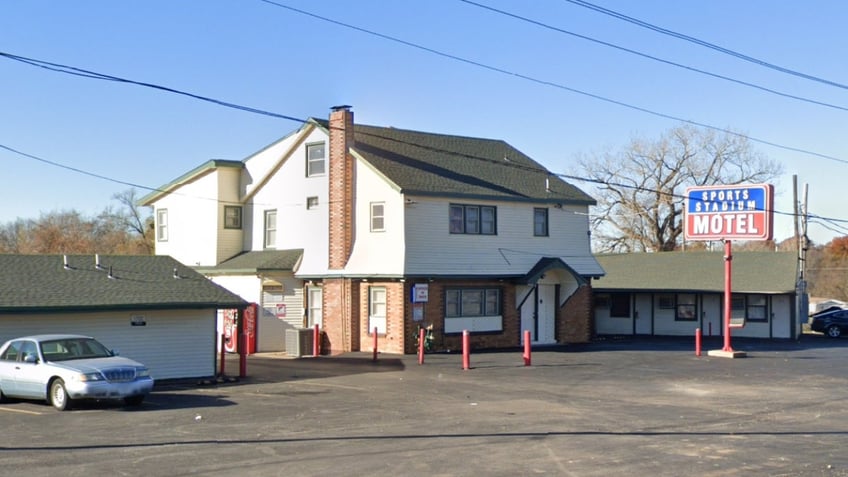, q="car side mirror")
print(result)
[23,354,38,364]
[111,349,120,356]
